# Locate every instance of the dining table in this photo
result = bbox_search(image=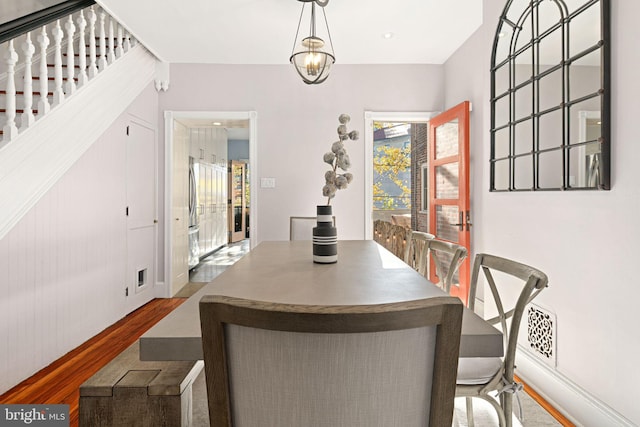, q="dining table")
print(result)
[140,240,503,361]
